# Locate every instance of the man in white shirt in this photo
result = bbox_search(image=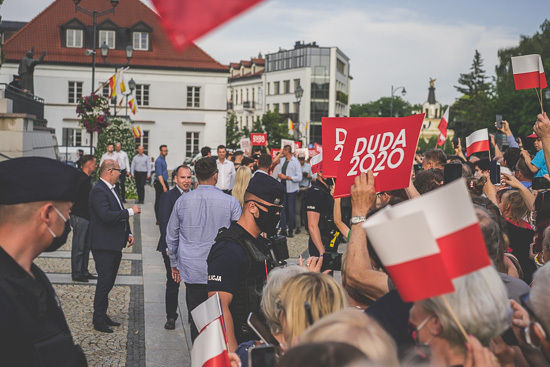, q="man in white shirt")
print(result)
[99,142,122,167]
[277,145,302,237]
[215,145,236,194]
[115,142,130,203]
